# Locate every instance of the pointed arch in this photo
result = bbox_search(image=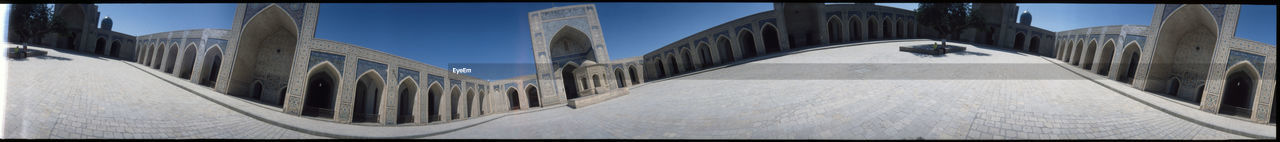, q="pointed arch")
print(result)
[199,45,224,87]
[525,84,540,108]
[716,35,735,63]
[1145,4,1220,93]
[1219,61,1260,118]
[761,24,782,54]
[229,4,300,99]
[426,82,443,122]
[395,77,419,124]
[302,61,340,119]
[352,69,385,123]
[738,29,758,58]
[178,43,199,79]
[698,42,714,68]
[1096,39,1117,76]
[826,15,843,44]
[848,15,861,41]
